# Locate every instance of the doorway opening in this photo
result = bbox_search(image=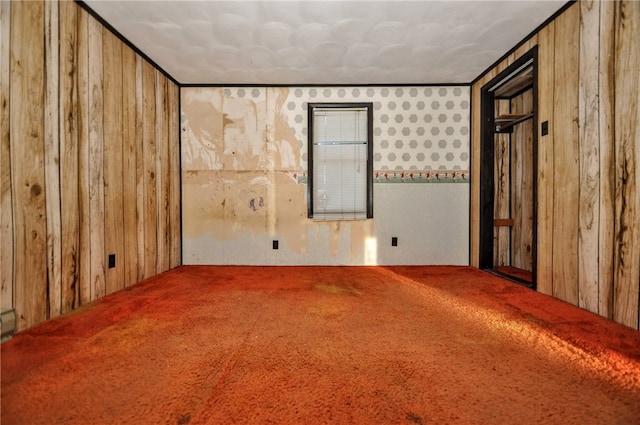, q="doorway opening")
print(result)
[479,48,538,289]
